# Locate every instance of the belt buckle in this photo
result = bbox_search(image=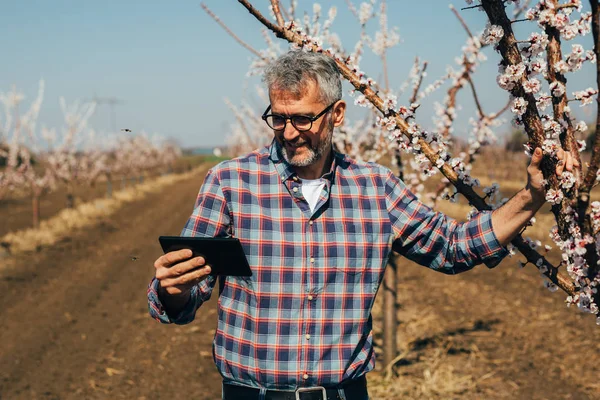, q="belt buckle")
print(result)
[295,385,327,400]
